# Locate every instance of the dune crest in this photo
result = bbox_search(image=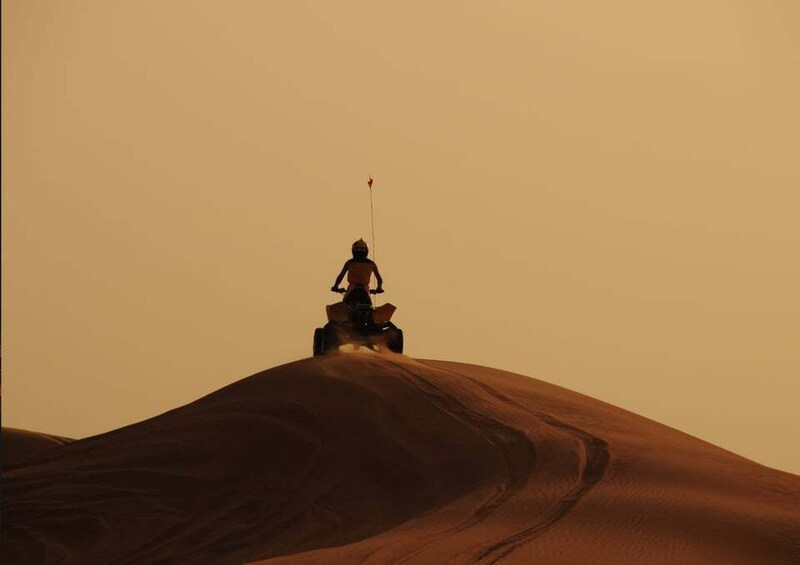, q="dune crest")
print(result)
[2,427,73,466]
[3,355,799,564]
